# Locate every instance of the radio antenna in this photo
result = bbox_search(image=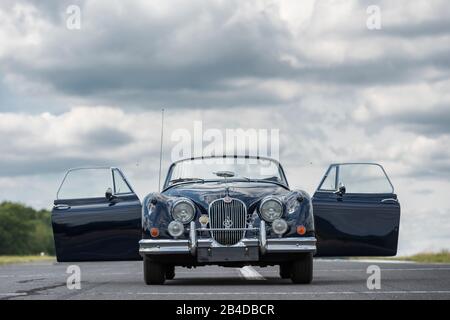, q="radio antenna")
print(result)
[158,108,165,191]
